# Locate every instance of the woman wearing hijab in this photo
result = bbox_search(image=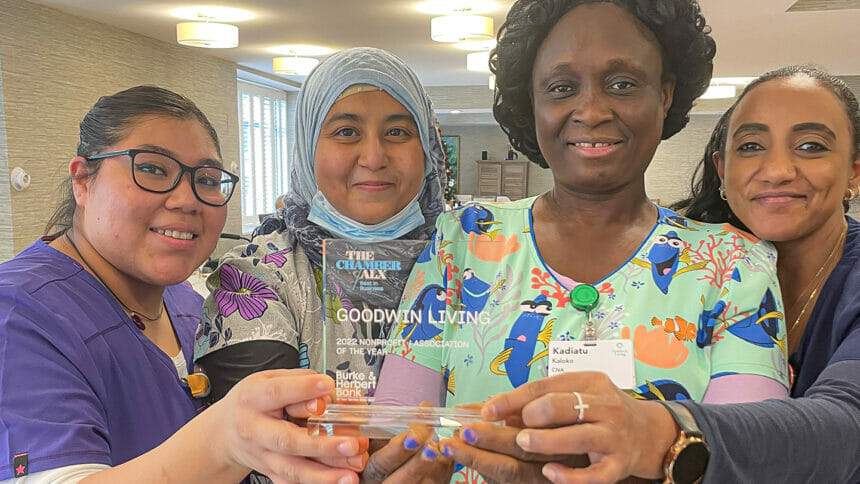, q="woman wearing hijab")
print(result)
[193,47,450,480]
[195,47,445,385]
